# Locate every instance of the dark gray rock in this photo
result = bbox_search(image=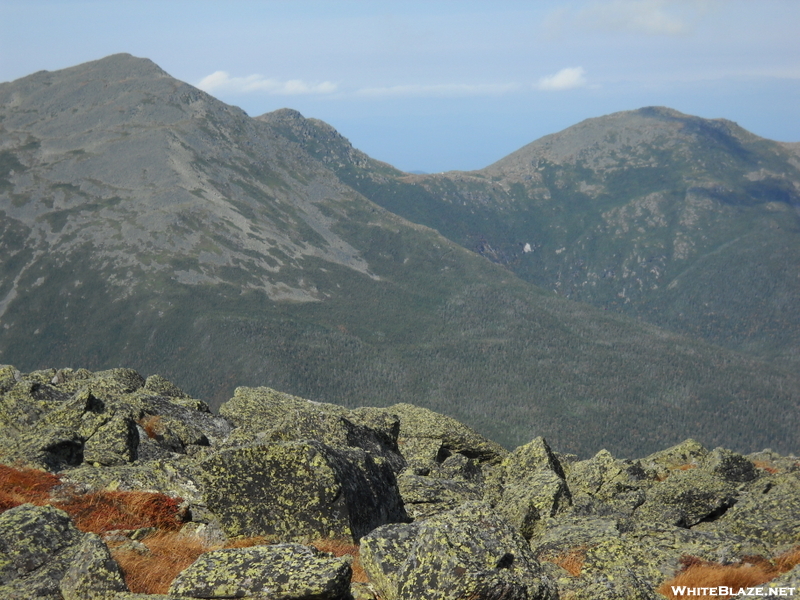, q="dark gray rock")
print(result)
[219,386,405,472]
[396,472,482,519]
[59,533,128,600]
[168,543,351,600]
[0,504,127,600]
[359,501,557,600]
[197,440,408,542]
[693,471,800,546]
